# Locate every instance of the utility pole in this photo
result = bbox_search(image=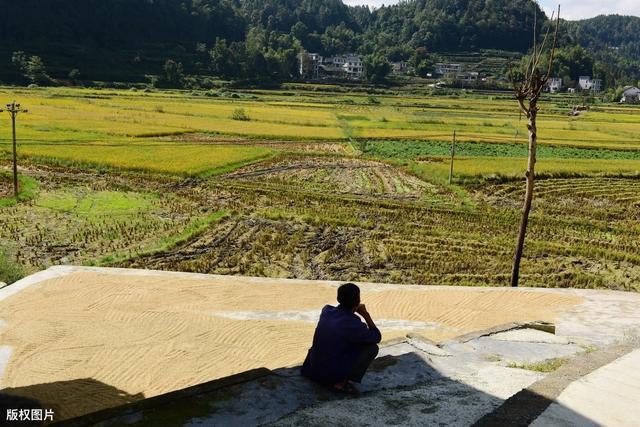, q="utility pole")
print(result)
[6,101,28,199]
[448,130,456,185]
